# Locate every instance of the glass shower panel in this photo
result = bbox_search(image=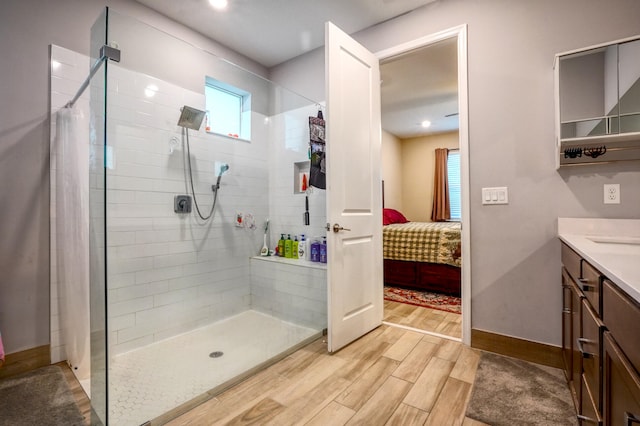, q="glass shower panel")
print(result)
[89,7,108,425]
[97,10,327,425]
